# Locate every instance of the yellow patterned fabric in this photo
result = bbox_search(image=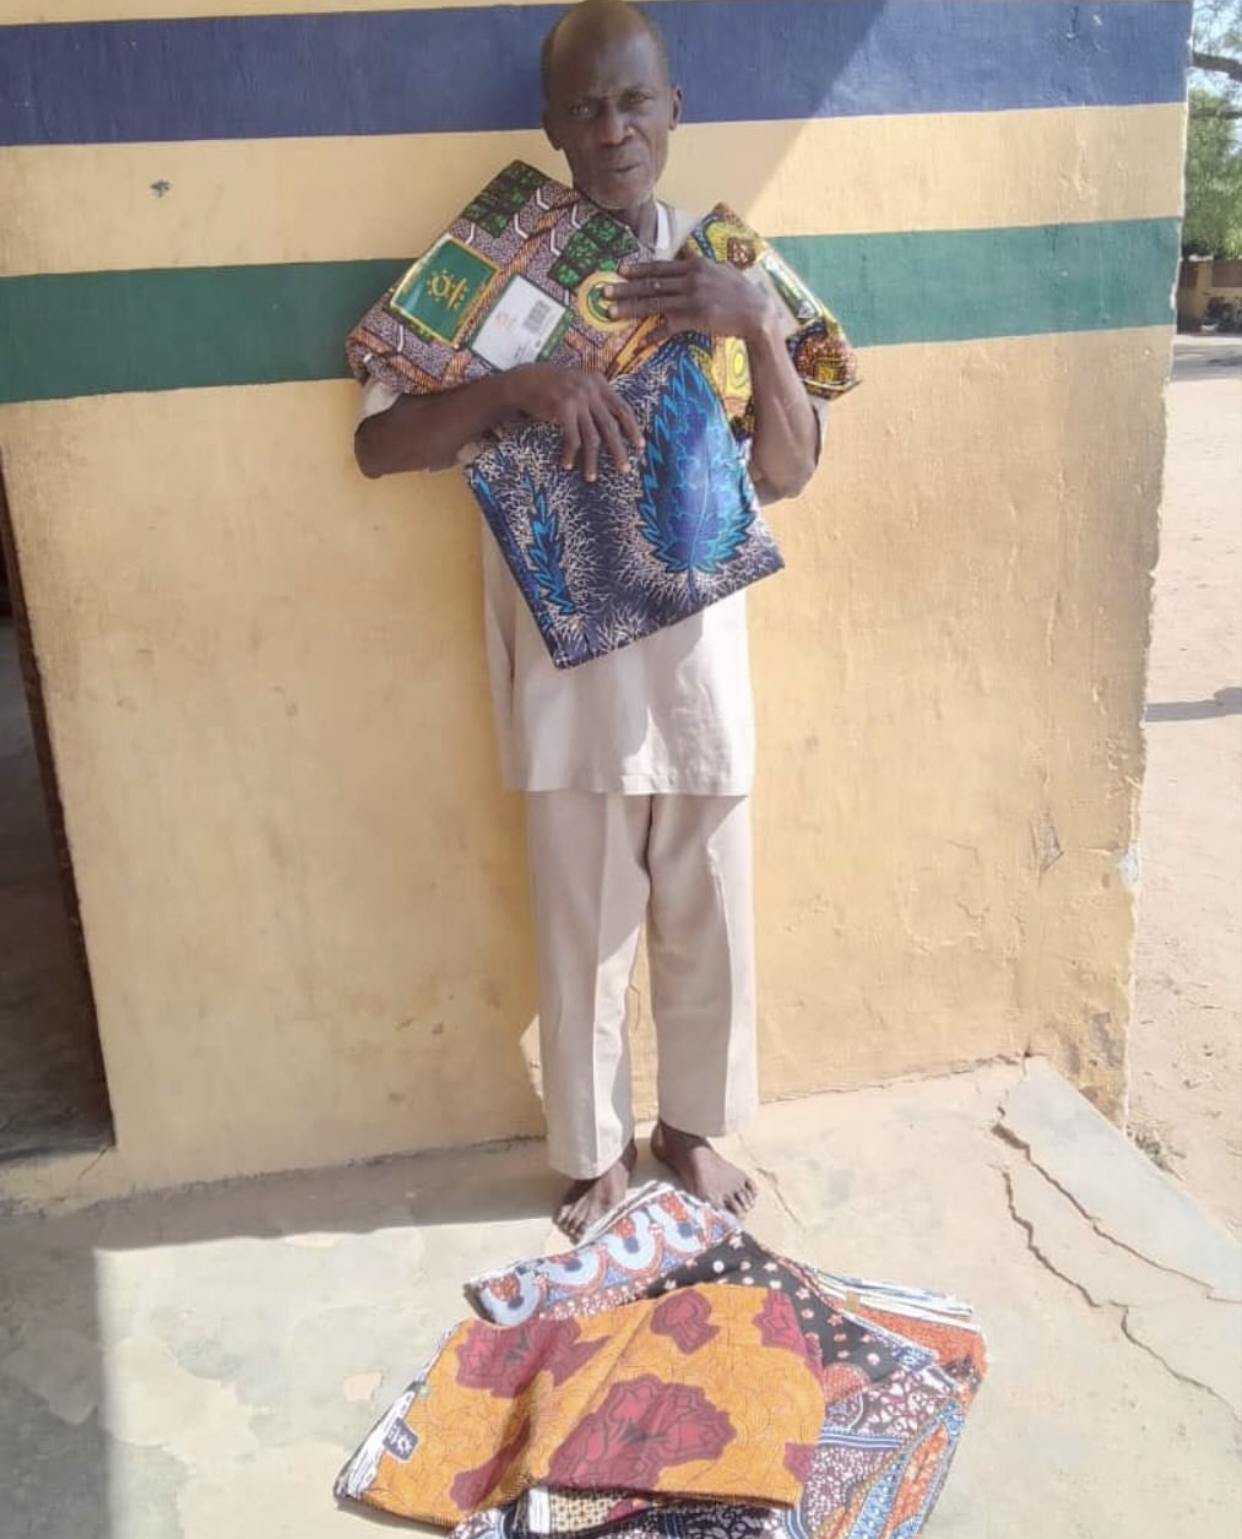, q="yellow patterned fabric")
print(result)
[346,1285,827,1526]
[682,205,860,438]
